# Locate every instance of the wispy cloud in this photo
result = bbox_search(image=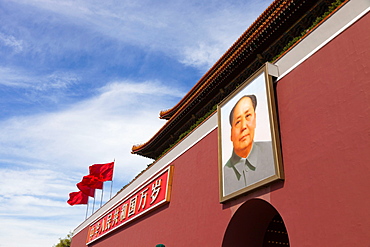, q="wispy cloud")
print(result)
[0,66,80,108]
[0,79,182,168]
[0,32,24,53]
[0,67,36,87]
[7,0,271,70]
[0,67,78,90]
[0,216,76,247]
